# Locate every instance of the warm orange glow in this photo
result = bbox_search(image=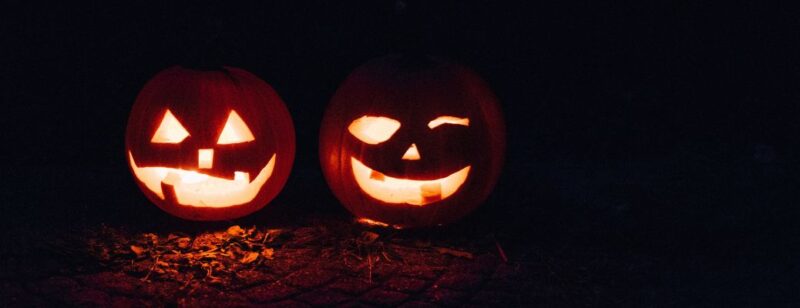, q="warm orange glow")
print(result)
[427,116,470,129]
[356,217,390,227]
[151,109,190,143]
[402,143,421,160]
[348,116,401,144]
[350,157,470,206]
[129,152,276,208]
[198,149,214,169]
[217,110,255,144]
